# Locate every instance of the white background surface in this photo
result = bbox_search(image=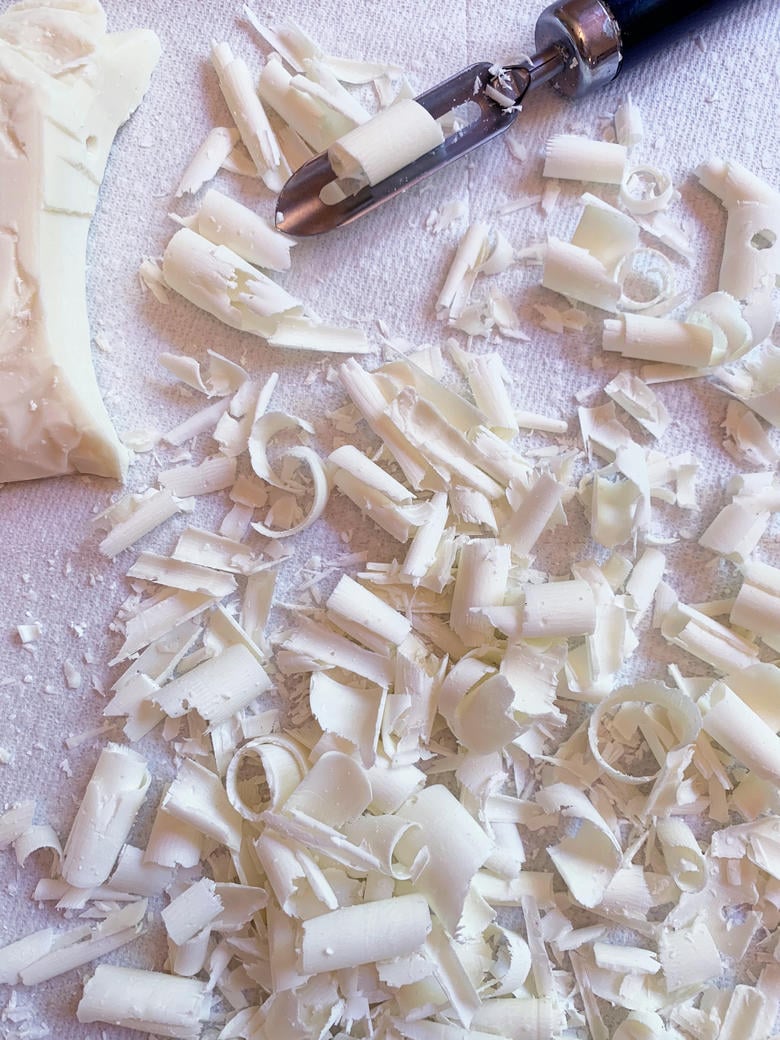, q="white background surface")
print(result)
[0,0,779,1036]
